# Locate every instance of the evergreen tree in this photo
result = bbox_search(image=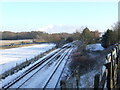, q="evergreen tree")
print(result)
[81,27,98,44]
[101,29,116,48]
[81,27,91,43]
